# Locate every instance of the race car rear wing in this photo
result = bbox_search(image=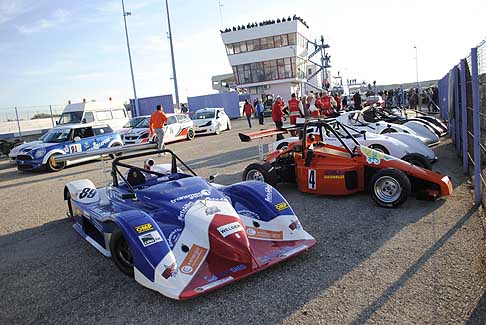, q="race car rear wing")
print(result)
[238,128,288,142]
[53,143,156,163]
